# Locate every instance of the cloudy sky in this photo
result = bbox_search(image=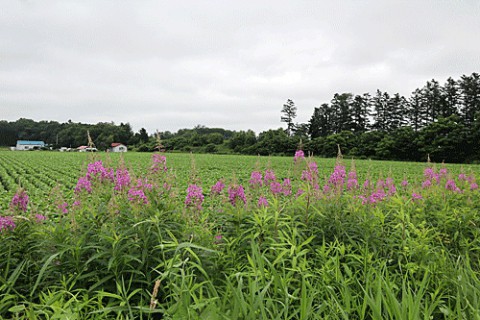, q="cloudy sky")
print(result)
[1,1,479,134]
